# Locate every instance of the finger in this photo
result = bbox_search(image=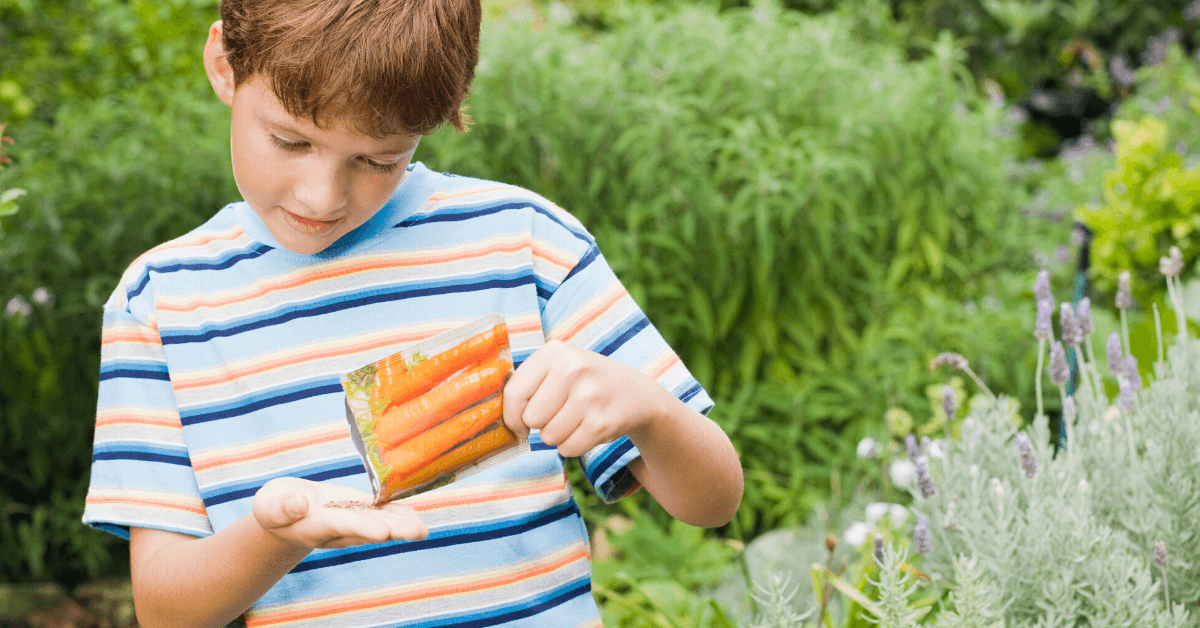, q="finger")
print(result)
[503,348,554,436]
[255,489,310,531]
[535,395,583,447]
[555,415,612,459]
